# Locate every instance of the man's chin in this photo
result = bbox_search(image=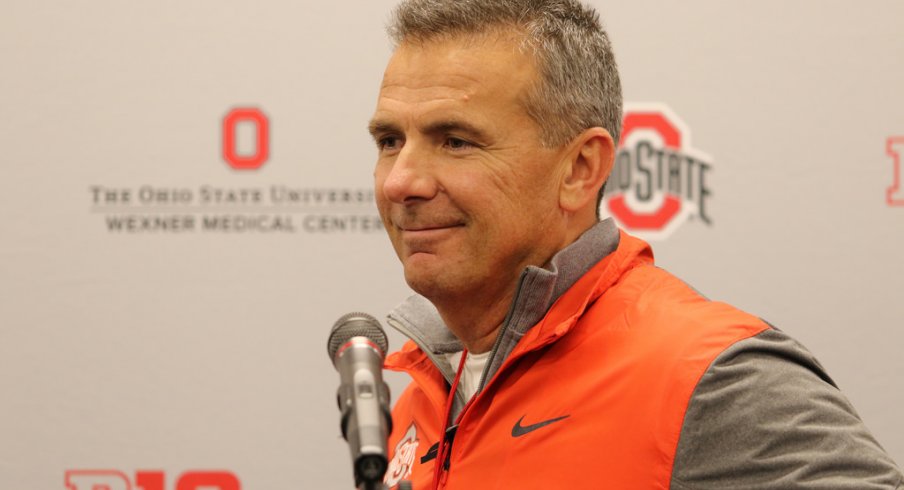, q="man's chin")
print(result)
[403,263,450,298]
[403,256,437,282]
